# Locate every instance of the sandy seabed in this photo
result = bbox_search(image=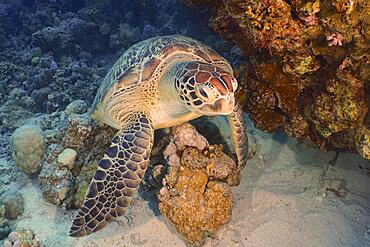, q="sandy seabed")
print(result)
[9,116,370,247]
